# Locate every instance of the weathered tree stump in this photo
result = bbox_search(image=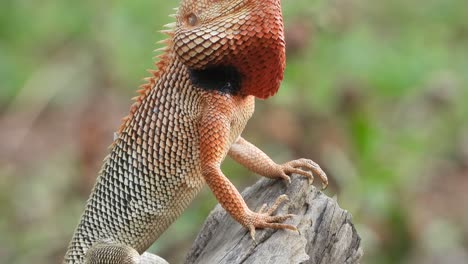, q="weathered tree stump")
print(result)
[184,177,363,264]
